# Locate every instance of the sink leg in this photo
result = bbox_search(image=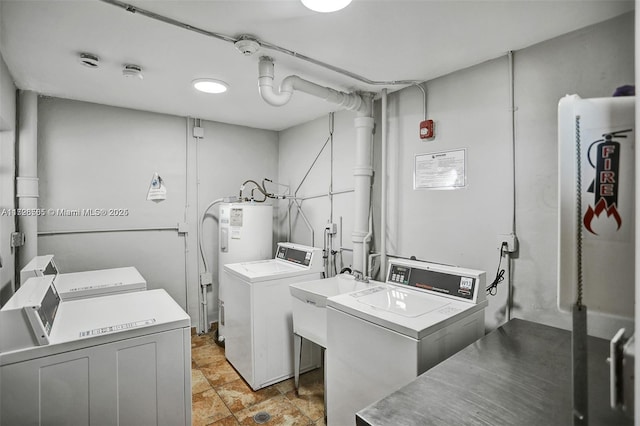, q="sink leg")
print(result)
[322,346,327,423]
[294,333,302,396]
